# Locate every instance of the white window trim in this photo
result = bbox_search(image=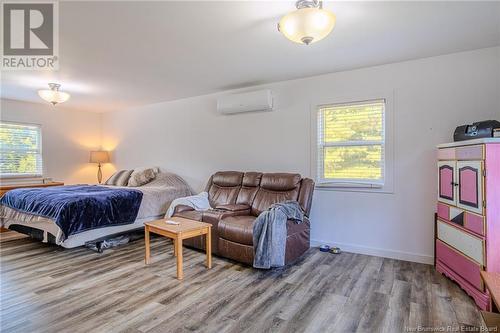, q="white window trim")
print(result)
[0,120,44,180]
[310,90,395,194]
